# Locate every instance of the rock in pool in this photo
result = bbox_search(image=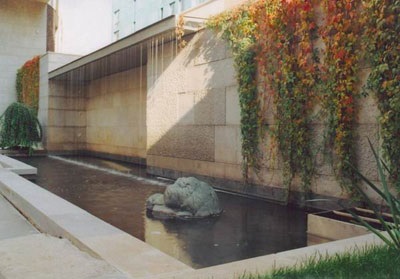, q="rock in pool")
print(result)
[146,177,222,219]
